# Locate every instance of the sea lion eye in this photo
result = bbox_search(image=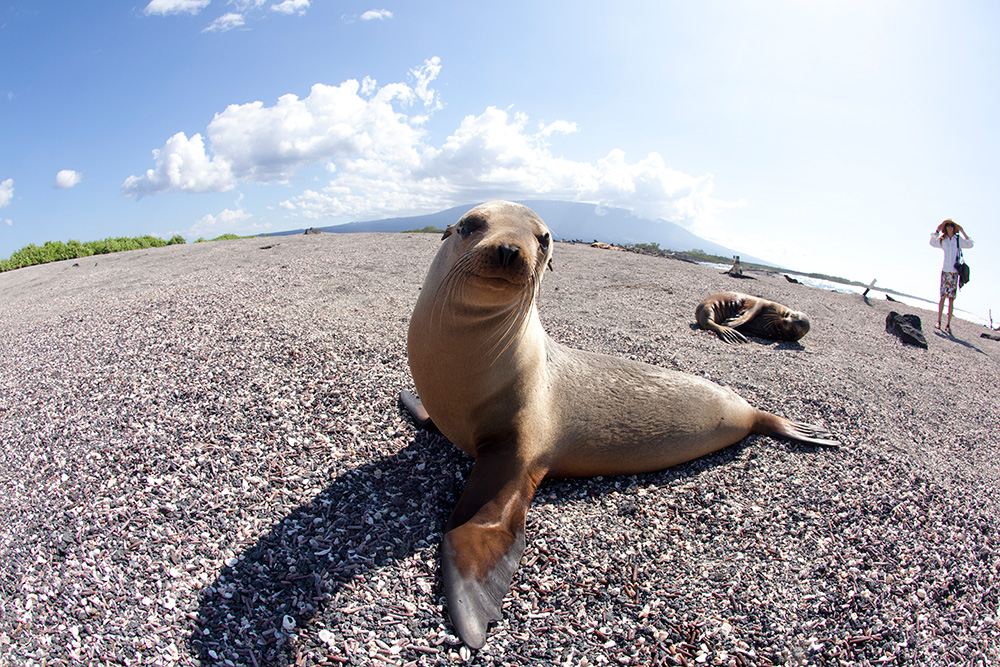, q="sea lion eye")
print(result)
[457,216,484,238]
[537,233,550,252]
